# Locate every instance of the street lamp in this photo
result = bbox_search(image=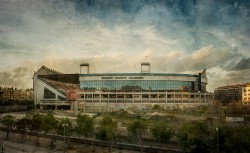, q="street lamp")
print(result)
[216,127,219,153]
[62,123,68,153]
